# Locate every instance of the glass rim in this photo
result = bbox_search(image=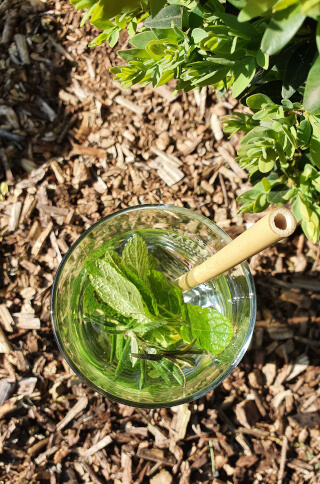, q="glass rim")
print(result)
[51,204,256,408]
